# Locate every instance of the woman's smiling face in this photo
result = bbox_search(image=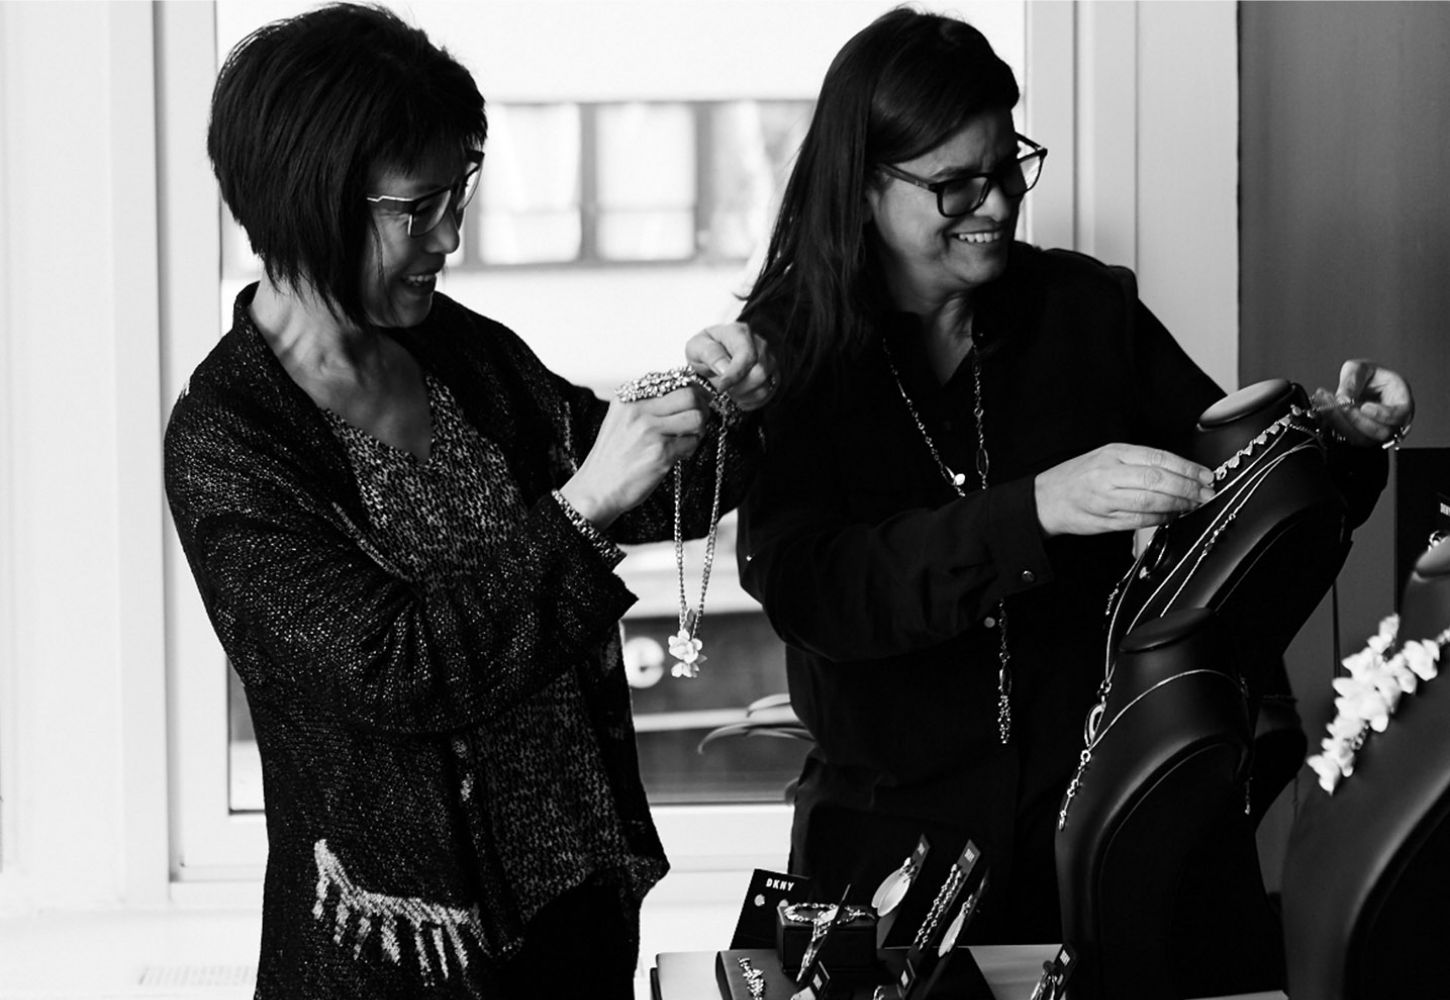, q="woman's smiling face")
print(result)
[866,108,1021,308]
[360,147,471,328]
